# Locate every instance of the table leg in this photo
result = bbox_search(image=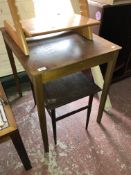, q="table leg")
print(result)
[33,75,49,152]
[3,40,22,97]
[97,51,119,123]
[10,129,32,170]
[91,66,112,111]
